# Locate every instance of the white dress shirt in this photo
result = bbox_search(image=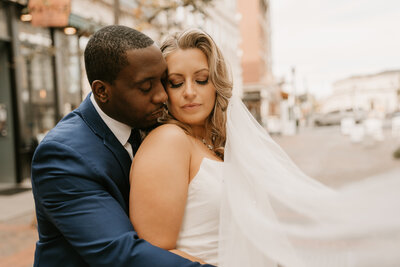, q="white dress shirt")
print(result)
[90,94,134,159]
